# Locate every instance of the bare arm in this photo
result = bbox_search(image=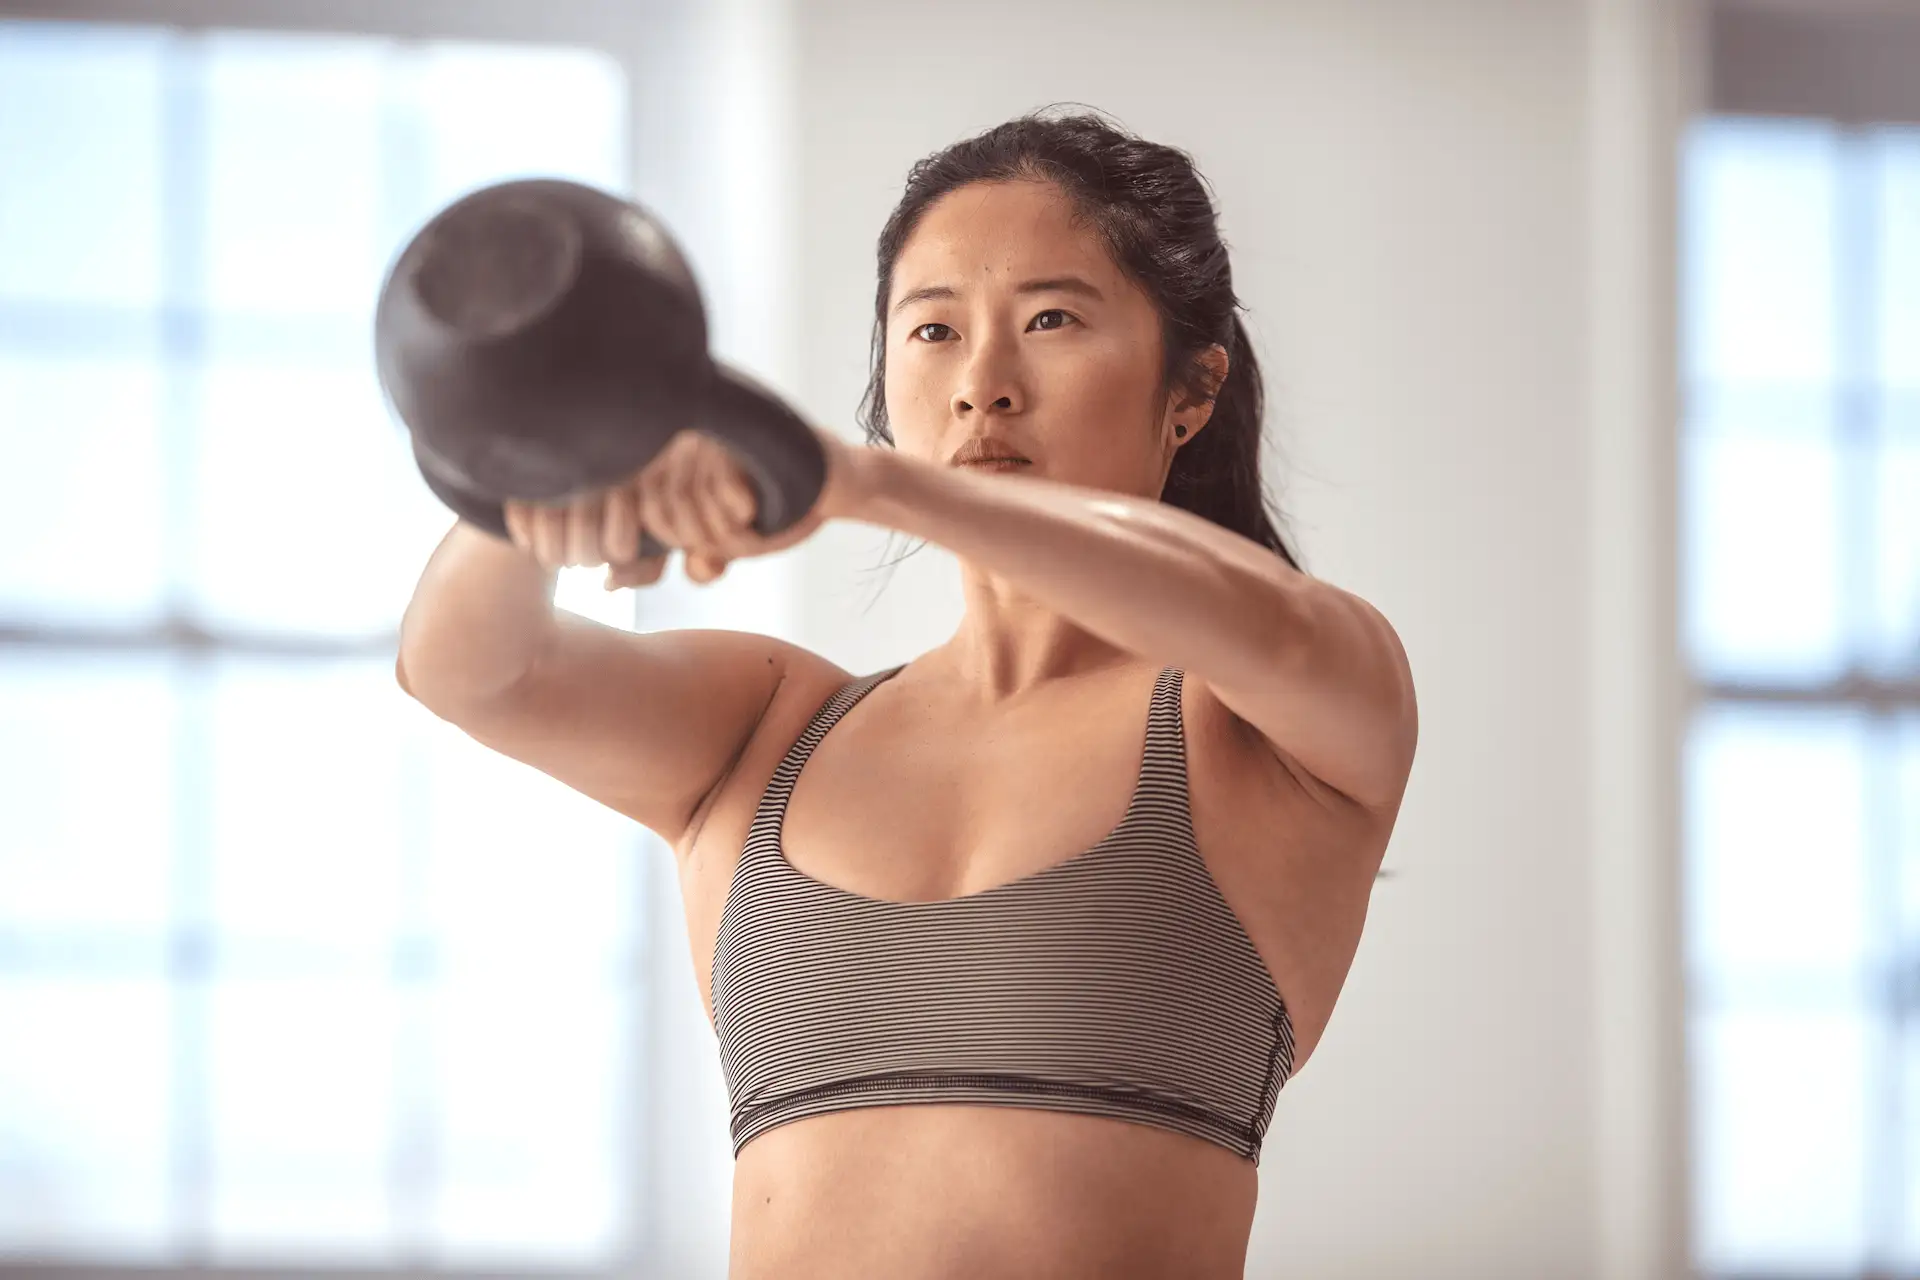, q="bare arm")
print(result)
[396,519,812,848]
[841,450,1418,814]
[396,520,559,705]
